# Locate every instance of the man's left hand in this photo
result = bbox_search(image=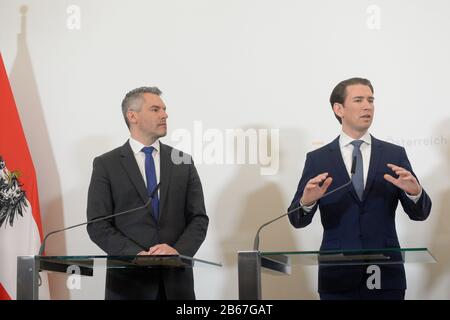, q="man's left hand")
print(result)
[147,244,179,255]
[384,163,422,196]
